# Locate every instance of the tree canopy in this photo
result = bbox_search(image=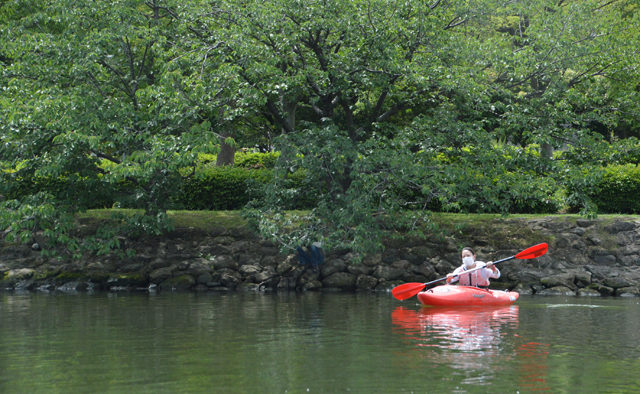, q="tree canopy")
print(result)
[216,0,640,253]
[1,0,639,257]
[0,0,222,255]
